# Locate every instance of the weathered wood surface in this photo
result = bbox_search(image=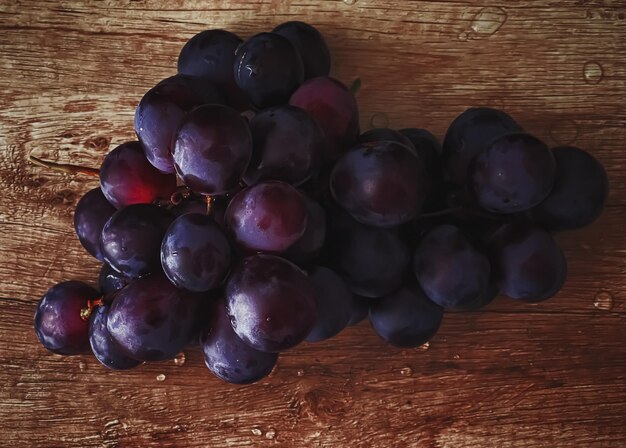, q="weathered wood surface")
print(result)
[1,1,625,447]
